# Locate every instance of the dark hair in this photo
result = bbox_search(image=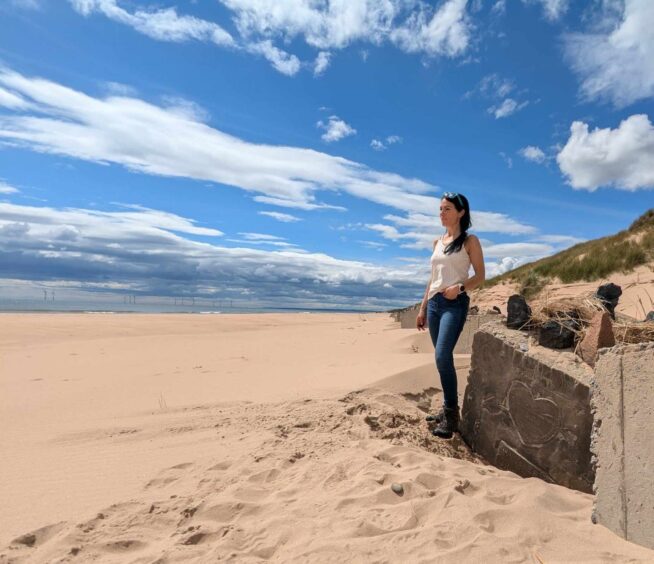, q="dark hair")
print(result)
[442,192,471,255]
